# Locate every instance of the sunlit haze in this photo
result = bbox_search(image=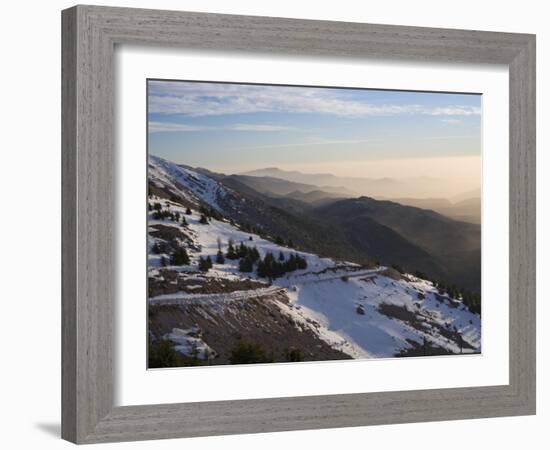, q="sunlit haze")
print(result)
[148,80,481,198]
